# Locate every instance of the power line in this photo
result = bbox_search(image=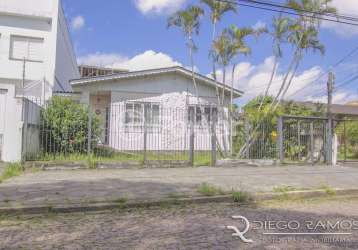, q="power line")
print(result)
[215,0,358,27]
[238,0,358,22]
[287,46,358,98]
